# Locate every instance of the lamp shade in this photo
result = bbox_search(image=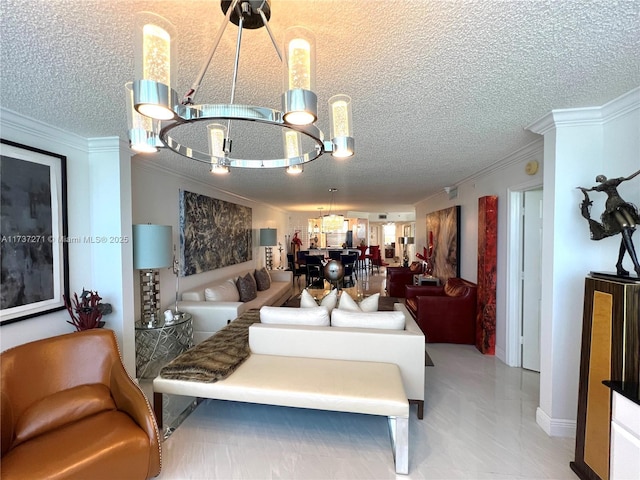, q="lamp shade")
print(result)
[133,224,173,269]
[259,228,277,247]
